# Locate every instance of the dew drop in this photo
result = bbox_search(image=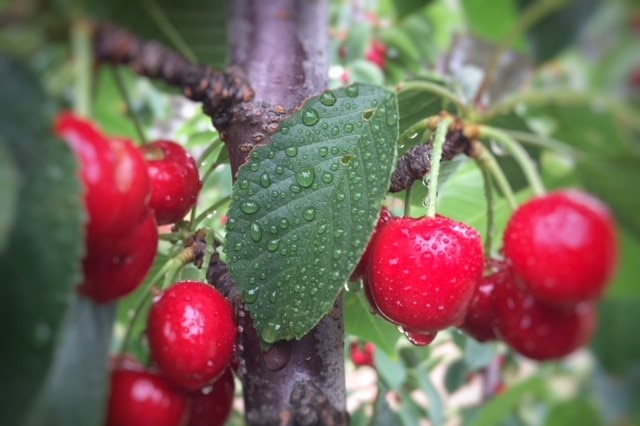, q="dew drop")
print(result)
[233,242,243,251]
[243,288,259,304]
[240,201,260,214]
[404,329,437,346]
[295,168,315,187]
[227,217,237,231]
[303,208,316,221]
[239,179,250,190]
[331,126,340,136]
[279,219,289,229]
[290,184,302,193]
[285,147,298,157]
[250,163,259,172]
[250,222,263,242]
[343,123,354,133]
[322,172,334,183]
[302,107,320,126]
[267,239,280,251]
[320,91,337,106]
[260,173,271,188]
[346,85,359,97]
[318,147,329,157]
[275,166,285,175]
